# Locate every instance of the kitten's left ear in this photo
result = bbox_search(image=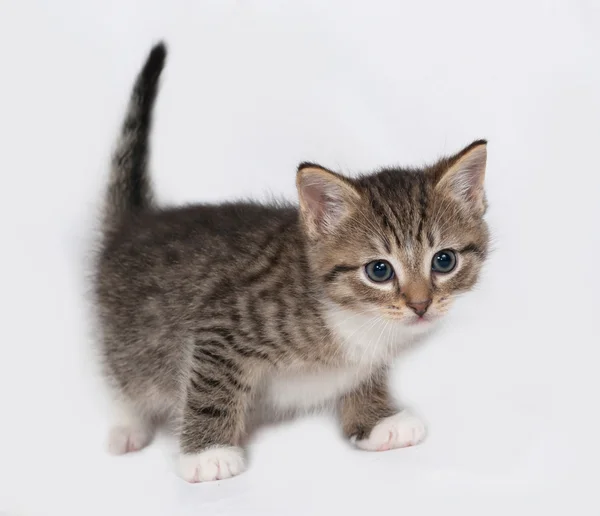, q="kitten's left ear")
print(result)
[435,140,487,214]
[296,163,361,239]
